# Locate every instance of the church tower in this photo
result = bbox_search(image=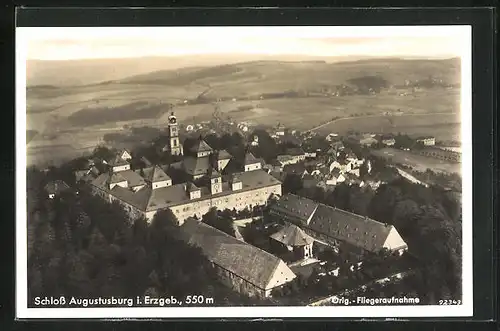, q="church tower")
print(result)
[167,112,183,156]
